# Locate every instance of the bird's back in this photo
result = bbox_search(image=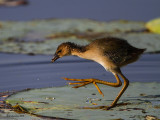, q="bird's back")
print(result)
[88,37,146,67]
